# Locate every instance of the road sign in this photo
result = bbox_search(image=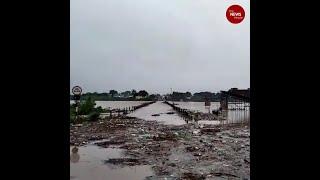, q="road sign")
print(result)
[72,86,82,95]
